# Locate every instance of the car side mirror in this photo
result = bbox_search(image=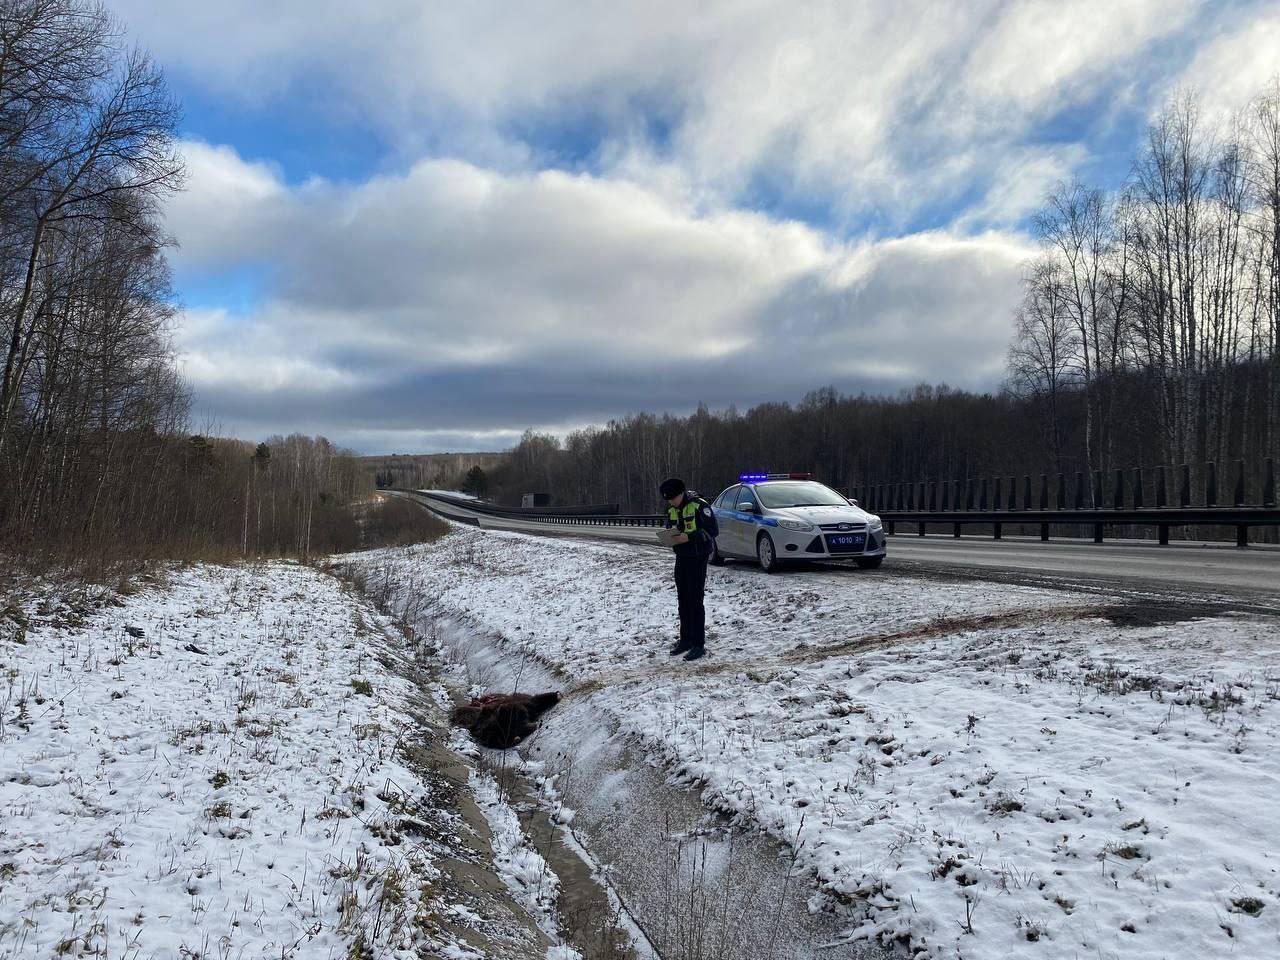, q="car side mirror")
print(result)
[737,501,757,513]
